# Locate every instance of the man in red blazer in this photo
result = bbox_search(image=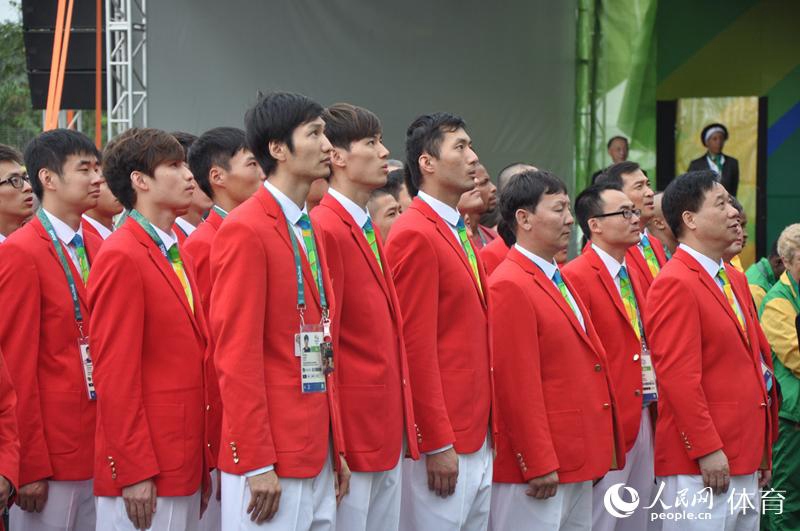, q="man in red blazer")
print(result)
[0,354,20,531]
[81,179,123,241]
[645,171,778,529]
[90,128,212,530]
[563,183,656,530]
[0,129,101,531]
[385,112,496,531]
[0,144,34,242]
[311,103,420,531]
[488,170,625,530]
[209,92,349,531]
[597,161,667,293]
[184,126,263,531]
